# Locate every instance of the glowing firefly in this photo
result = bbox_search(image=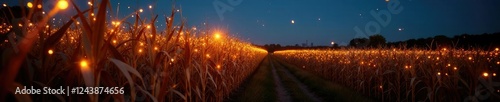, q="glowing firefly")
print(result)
[57,0,69,10]
[27,2,33,8]
[48,49,54,55]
